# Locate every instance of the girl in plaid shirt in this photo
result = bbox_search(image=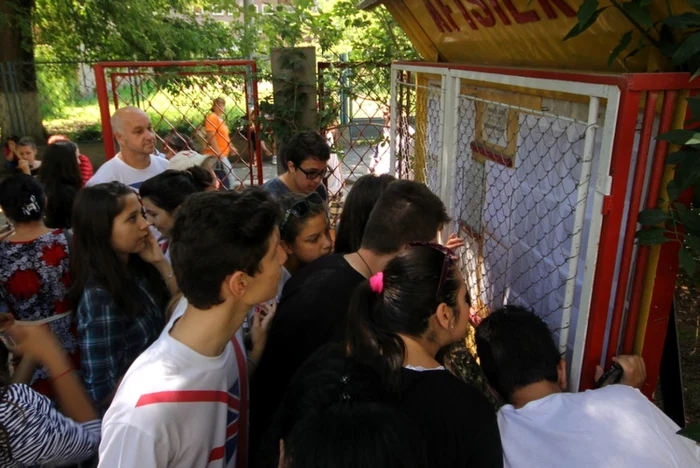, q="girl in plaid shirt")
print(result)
[70,182,178,411]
